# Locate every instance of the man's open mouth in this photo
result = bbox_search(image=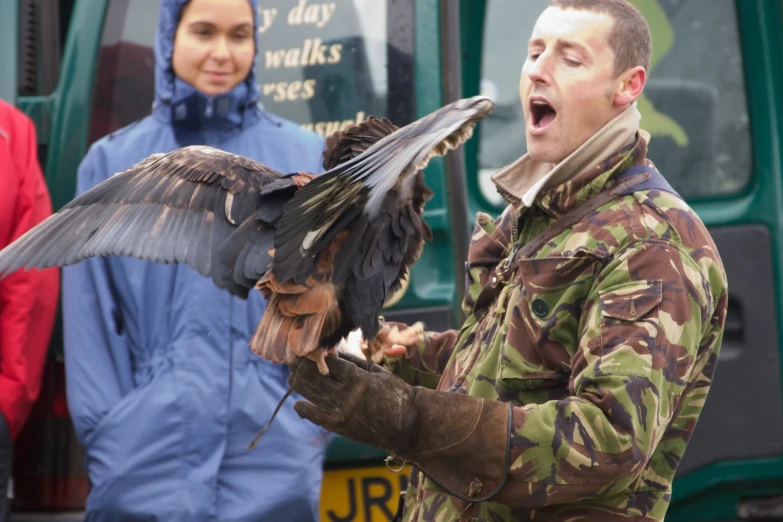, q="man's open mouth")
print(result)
[530,99,557,129]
